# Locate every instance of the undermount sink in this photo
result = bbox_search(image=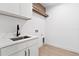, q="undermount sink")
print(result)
[10,36,30,41]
